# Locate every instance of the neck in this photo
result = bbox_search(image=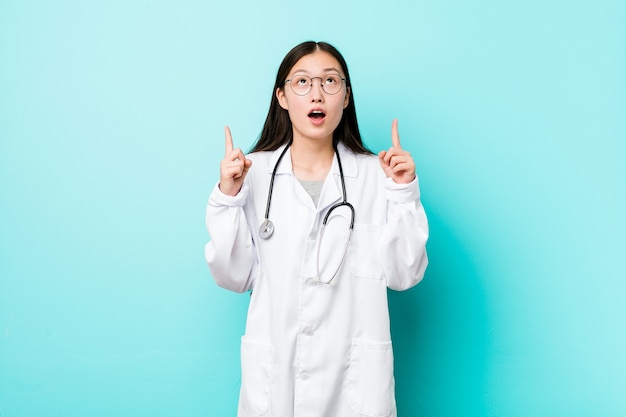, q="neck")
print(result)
[290,137,335,181]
